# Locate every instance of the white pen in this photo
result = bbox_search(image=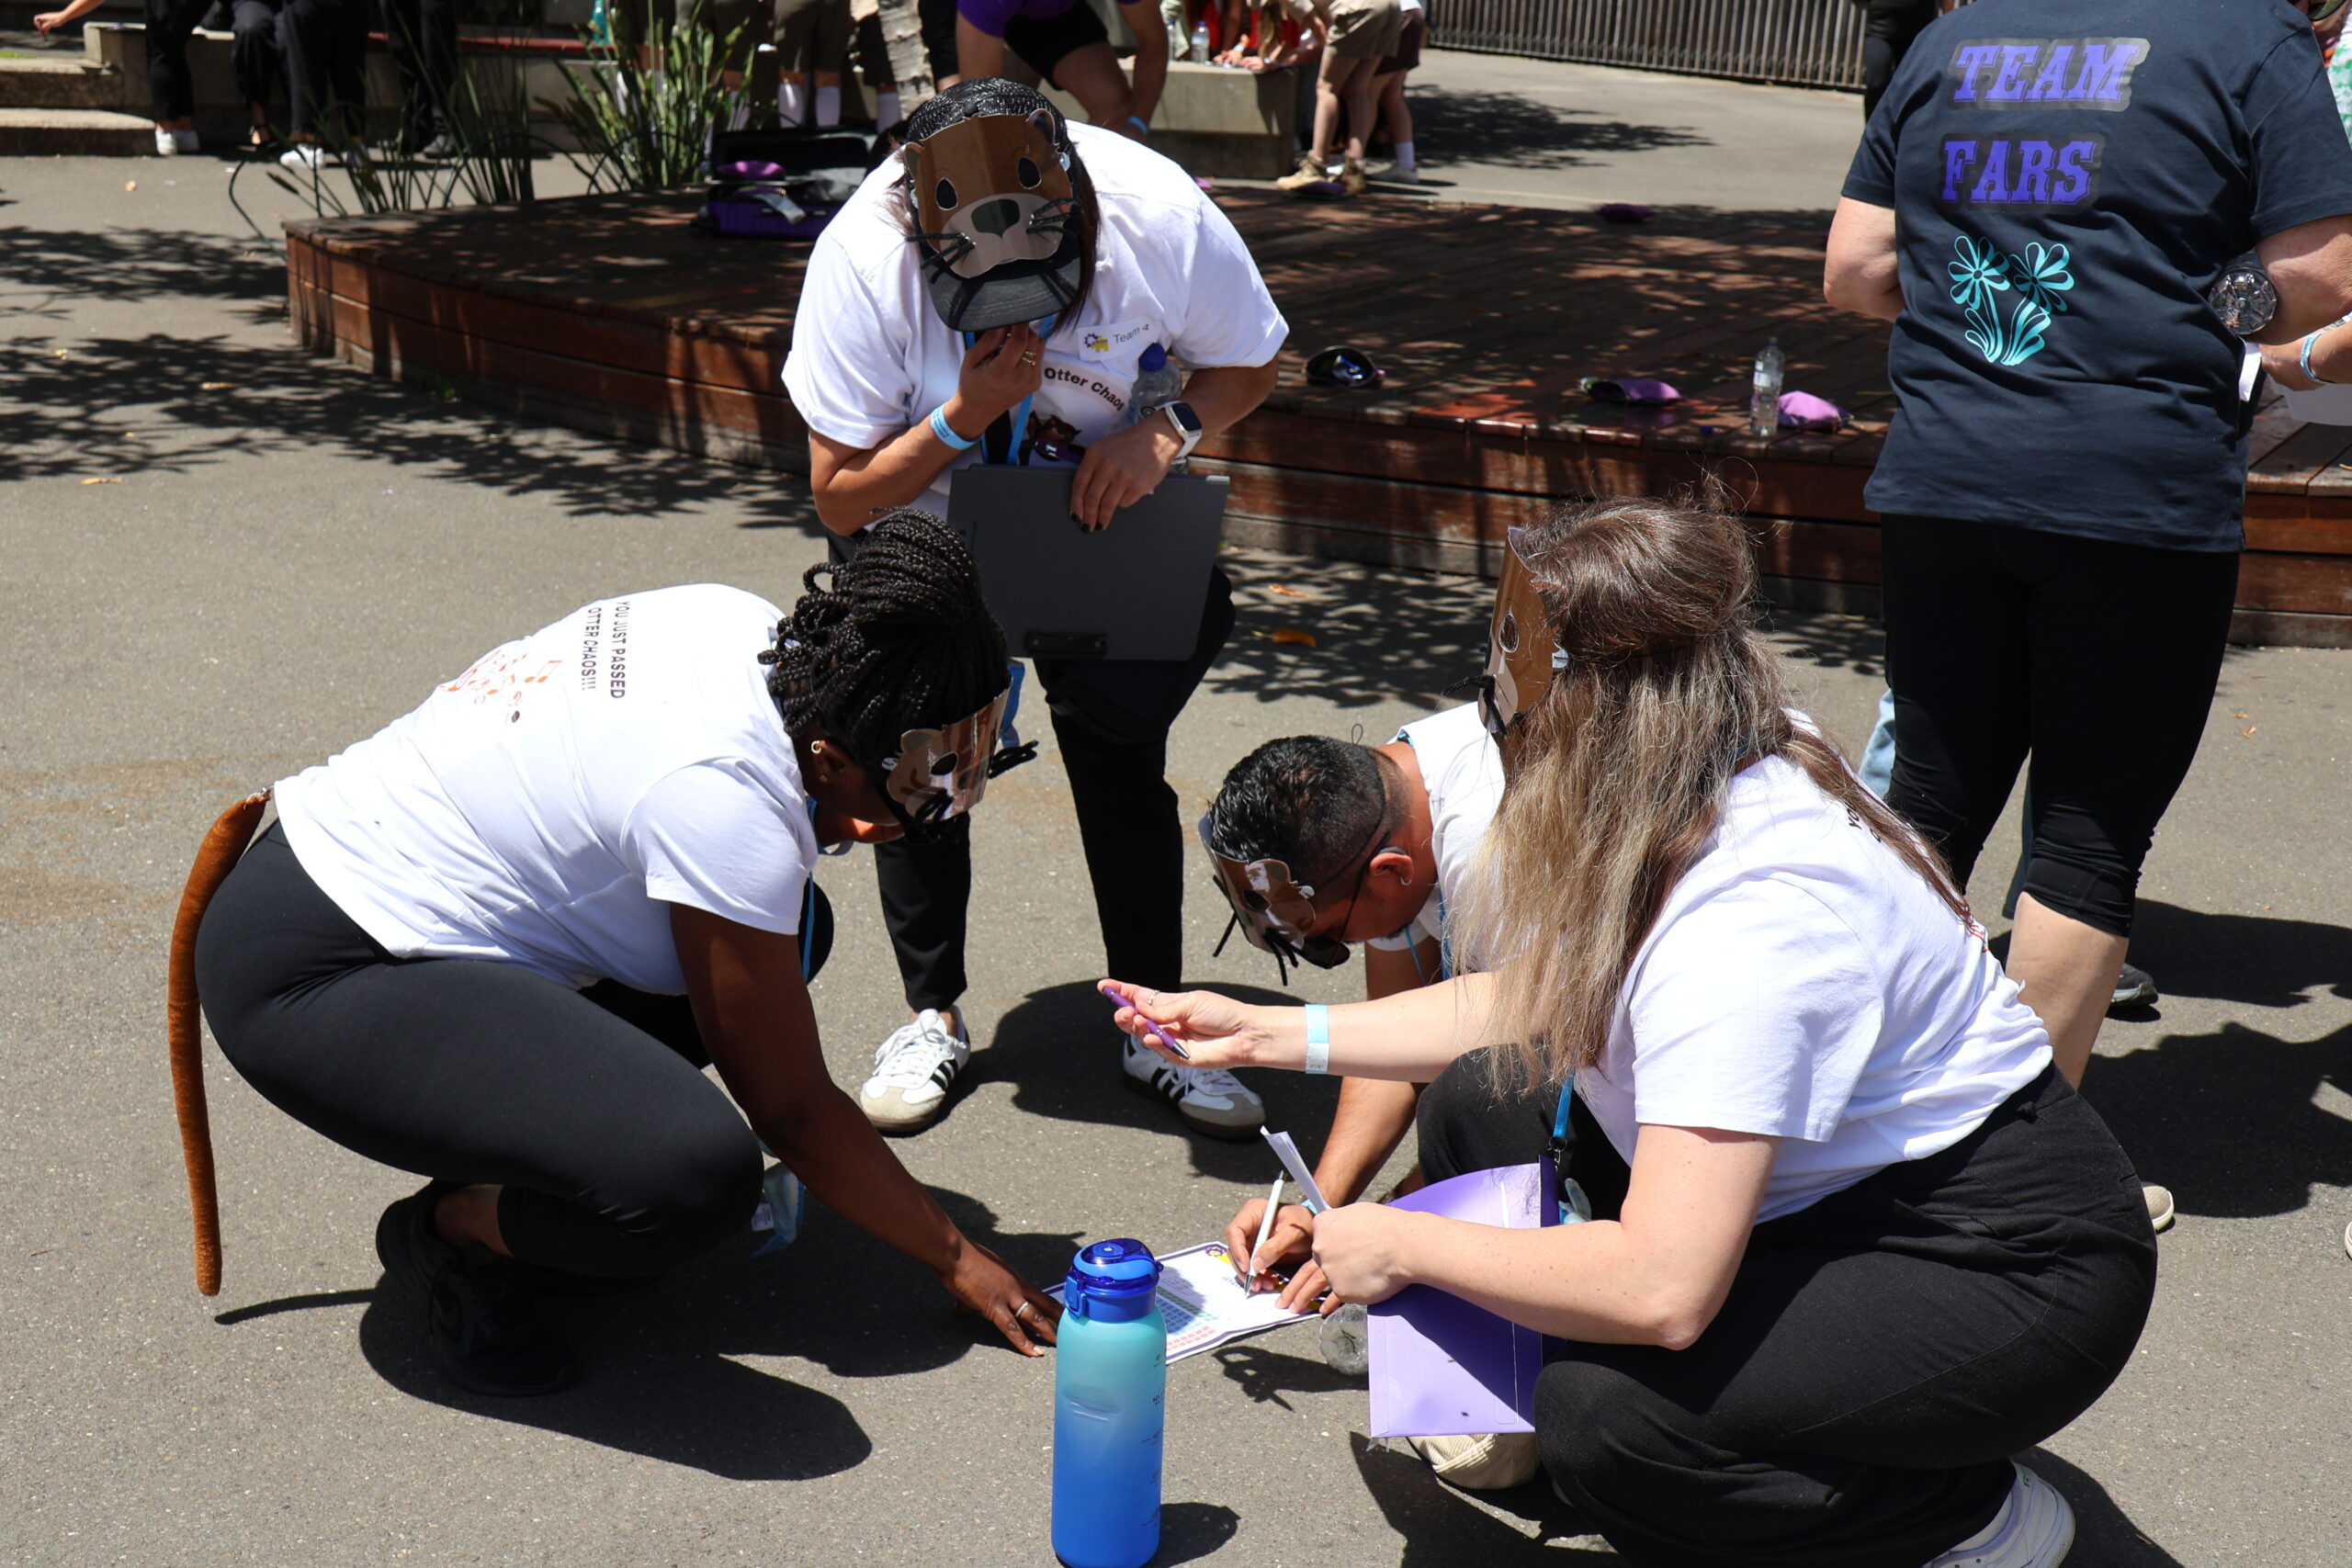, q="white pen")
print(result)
[1243,1174,1284,1289]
